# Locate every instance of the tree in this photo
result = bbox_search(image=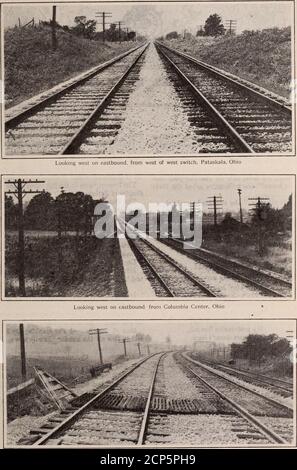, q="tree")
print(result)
[5,195,18,230]
[166,31,179,40]
[24,191,55,230]
[204,14,225,37]
[127,31,136,41]
[231,334,292,365]
[72,16,96,39]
